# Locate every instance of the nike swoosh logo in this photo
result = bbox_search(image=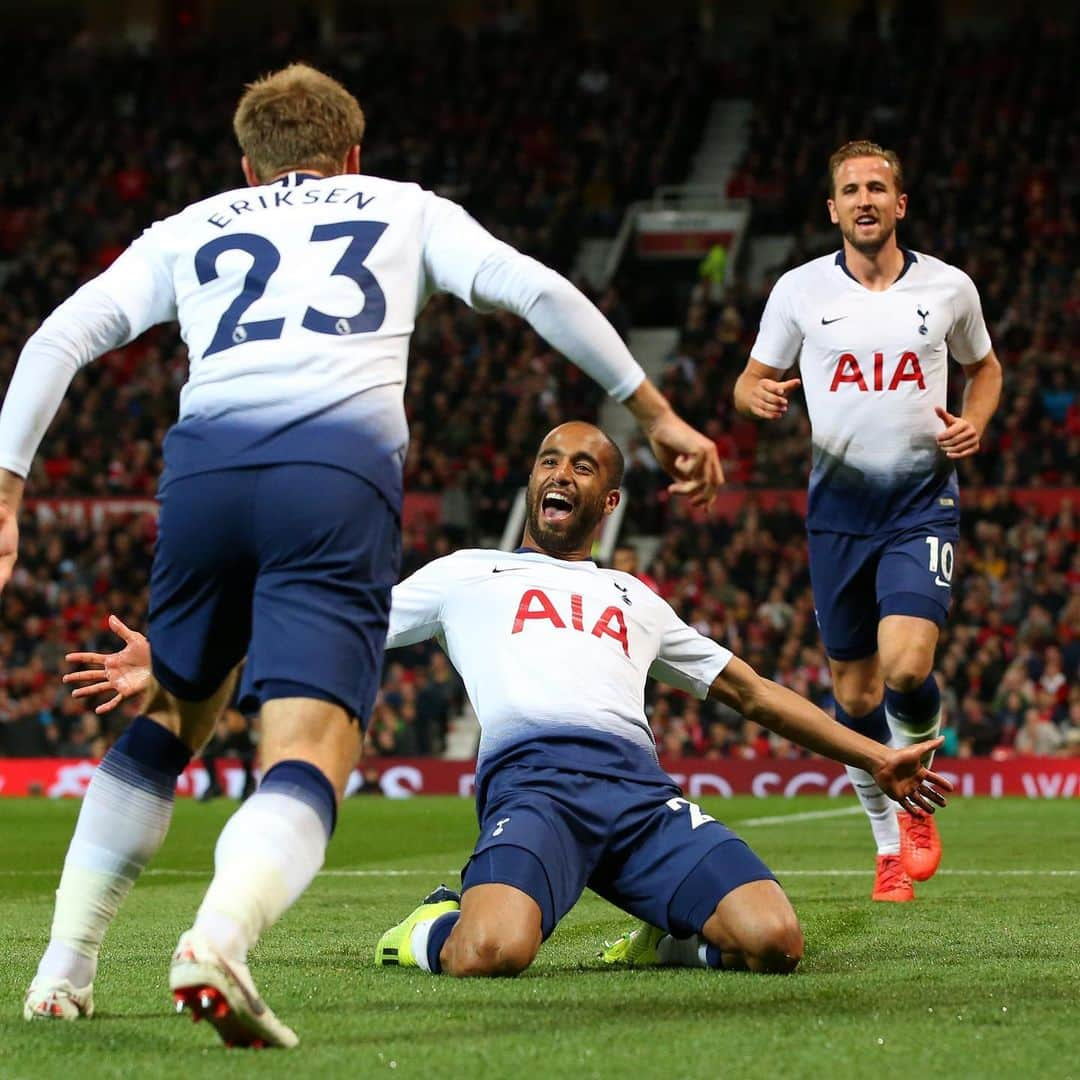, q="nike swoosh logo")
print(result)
[492,567,526,574]
[821,316,848,325]
[218,956,267,1016]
